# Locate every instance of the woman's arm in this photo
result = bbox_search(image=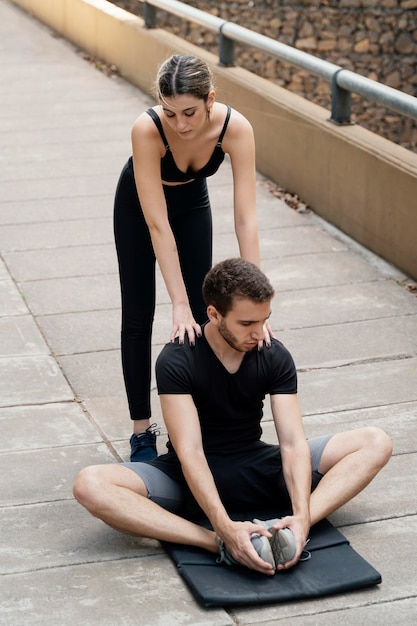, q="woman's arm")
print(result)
[224,110,274,346]
[131,114,200,344]
[223,110,260,266]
